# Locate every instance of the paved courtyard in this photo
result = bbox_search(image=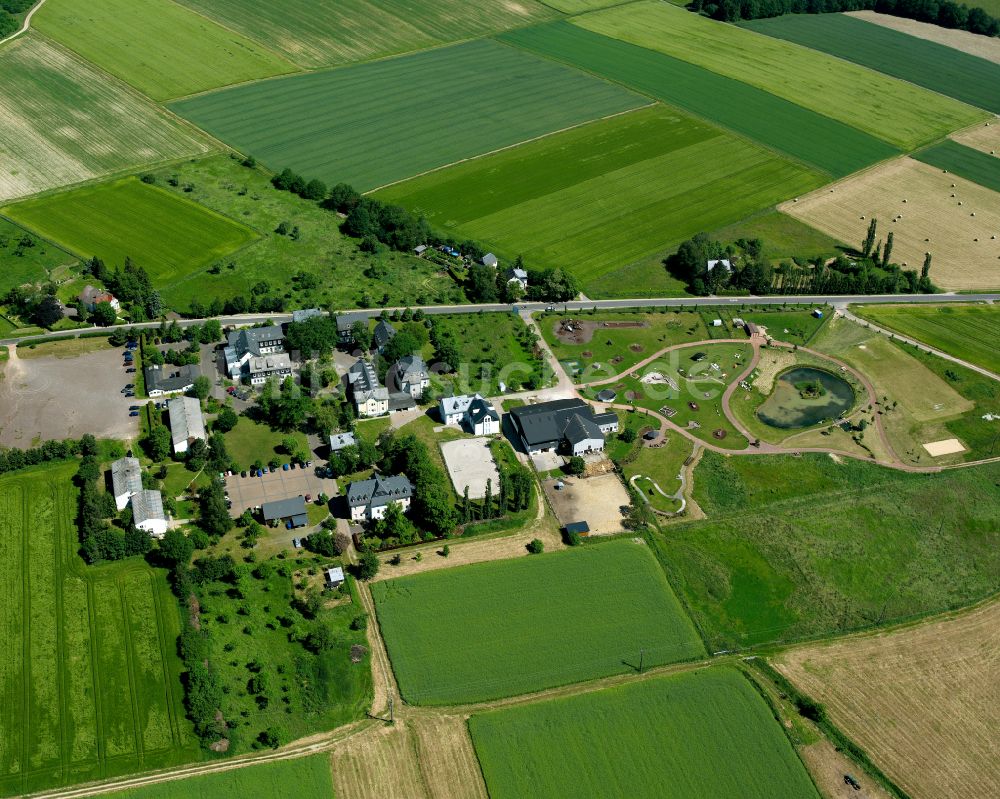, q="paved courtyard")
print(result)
[543,473,630,535]
[225,467,335,517]
[440,437,501,499]
[0,344,138,447]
